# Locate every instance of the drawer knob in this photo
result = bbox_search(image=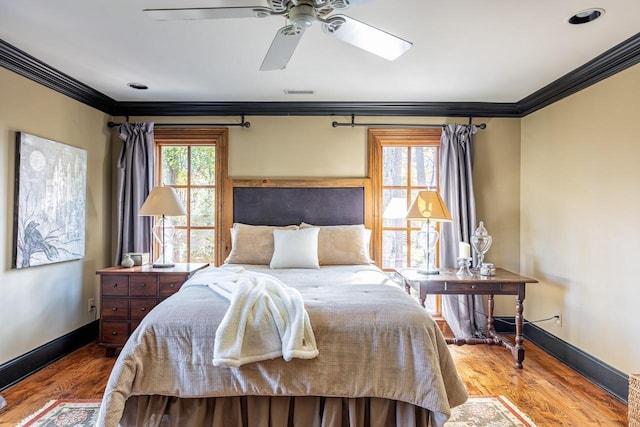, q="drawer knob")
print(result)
[140,283,146,287]
[112,331,118,335]
[112,283,118,288]
[141,307,146,312]
[169,283,175,288]
[471,284,477,289]
[112,307,118,311]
